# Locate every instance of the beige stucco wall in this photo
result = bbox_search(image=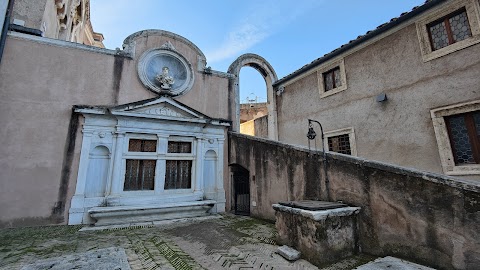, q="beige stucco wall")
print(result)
[0,31,231,227]
[277,21,480,180]
[240,119,255,136]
